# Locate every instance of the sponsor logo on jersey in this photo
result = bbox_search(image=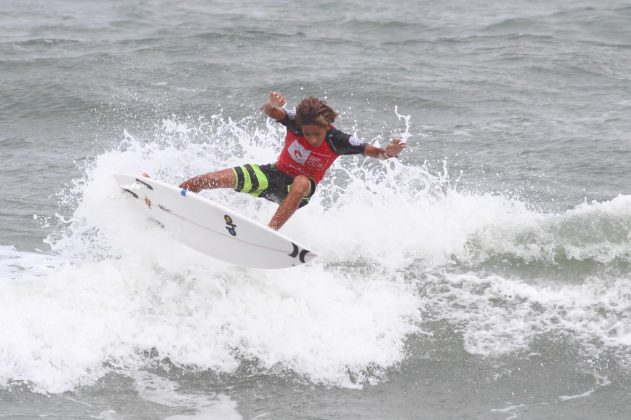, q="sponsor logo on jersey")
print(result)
[305,154,326,169]
[288,140,311,165]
